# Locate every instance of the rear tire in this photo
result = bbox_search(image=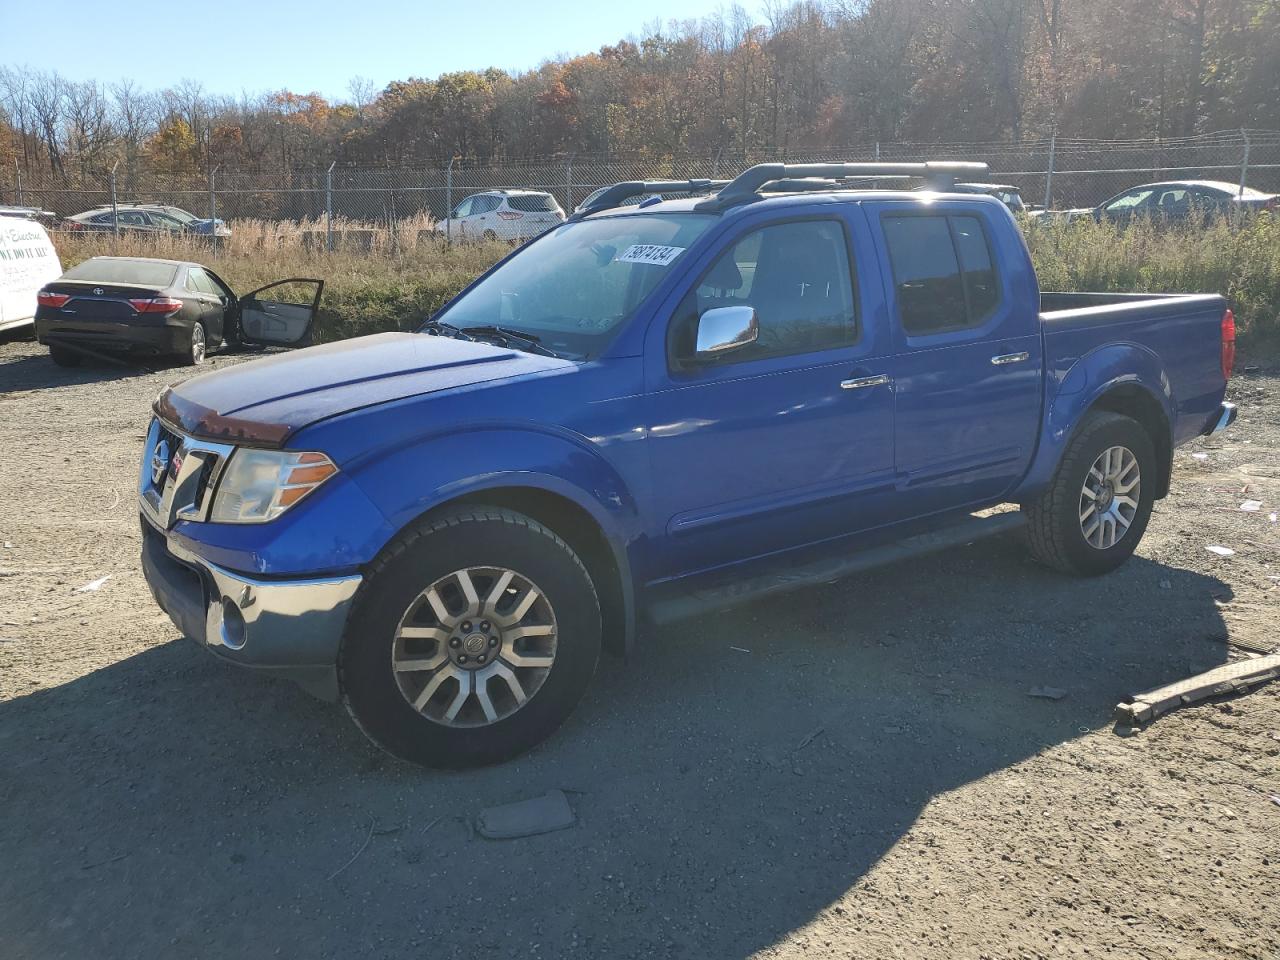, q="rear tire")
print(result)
[49,345,82,367]
[182,322,207,366]
[1024,411,1156,576]
[340,507,601,769]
